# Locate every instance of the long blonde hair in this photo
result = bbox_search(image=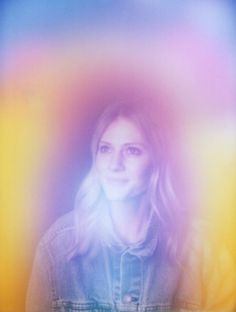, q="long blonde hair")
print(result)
[69,101,188,261]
